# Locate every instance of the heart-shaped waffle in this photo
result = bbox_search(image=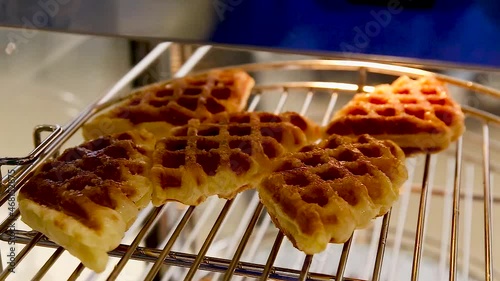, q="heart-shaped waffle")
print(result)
[150,111,321,206]
[257,134,407,254]
[82,69,254,141]
[324,76,465,156]
[18,130,155,273]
